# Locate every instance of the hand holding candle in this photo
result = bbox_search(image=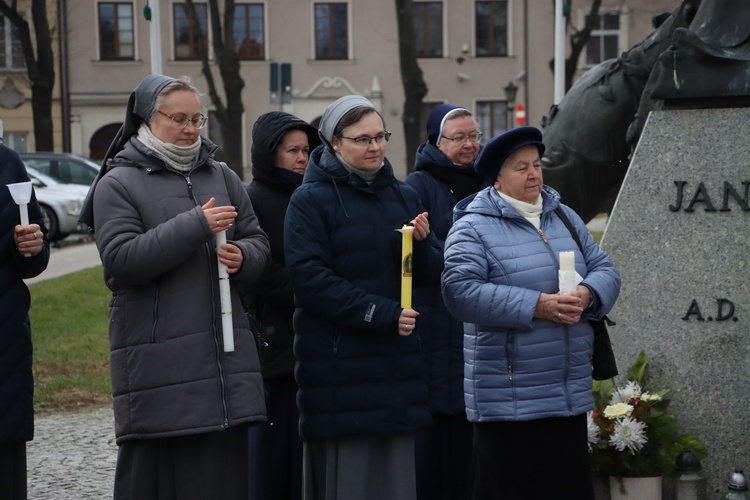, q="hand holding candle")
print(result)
[397,225,414,309]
